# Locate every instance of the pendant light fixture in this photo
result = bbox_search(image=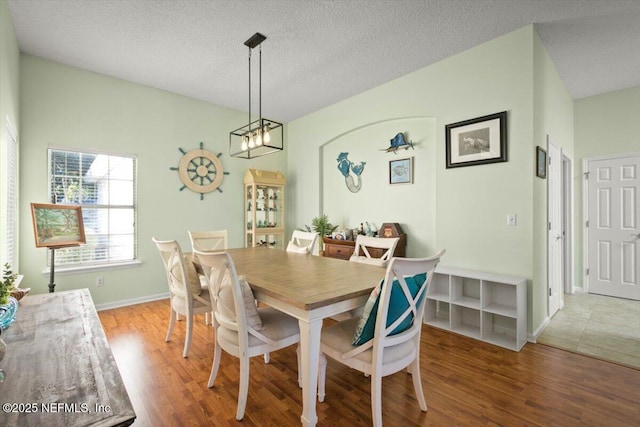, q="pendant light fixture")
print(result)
[229,33,283,159]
